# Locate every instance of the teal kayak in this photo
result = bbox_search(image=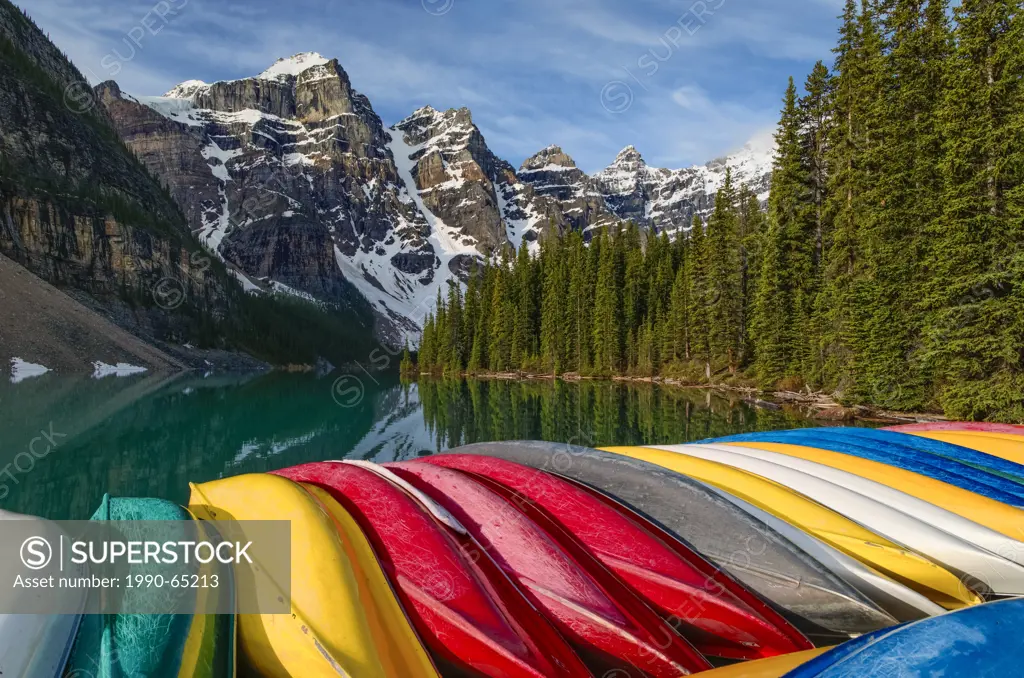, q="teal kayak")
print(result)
[66,495,236,678]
